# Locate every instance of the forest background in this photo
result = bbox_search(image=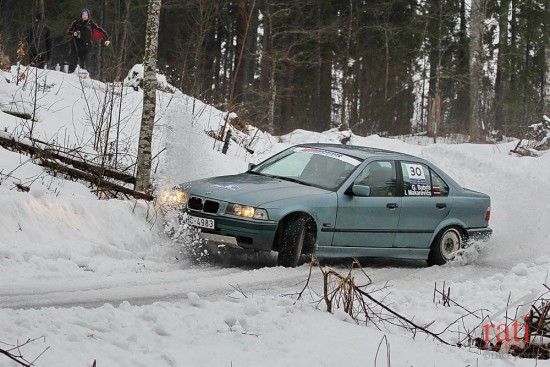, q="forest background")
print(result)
[1,0,548,141]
